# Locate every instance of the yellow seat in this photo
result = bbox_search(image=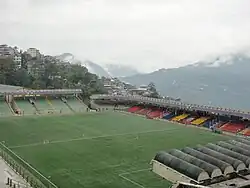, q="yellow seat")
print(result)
[191,117,209,125]
[171,114,189,121]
